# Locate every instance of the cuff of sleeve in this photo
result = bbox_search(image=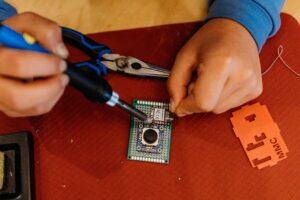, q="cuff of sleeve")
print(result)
[207,0,273,51]
[0,1,17,21]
